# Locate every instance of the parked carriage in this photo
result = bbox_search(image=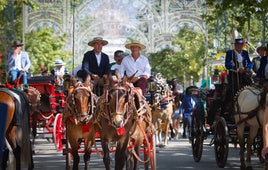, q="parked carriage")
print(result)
[28,75,67,151]
[191,73,264,169]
